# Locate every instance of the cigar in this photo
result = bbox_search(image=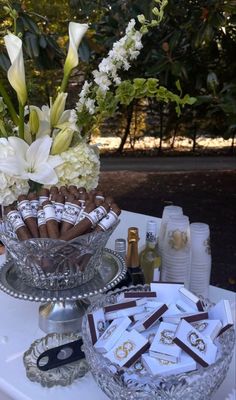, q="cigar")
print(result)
[60,196,81,234]
[37,206,48,238]
[59,186,69,198]
[104,196,114,207]
[53,194,65,222]
[49,186,59,202]
[42,200,60,239]
[78,191,88,208]
[75,200,95,224]
[95,191,105,206]
[5,206,32,240]
[27,192,39,217]
[38,188,49,206]
[59,201,97,241]
[96,203,121,232]
[17,195,39,238]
